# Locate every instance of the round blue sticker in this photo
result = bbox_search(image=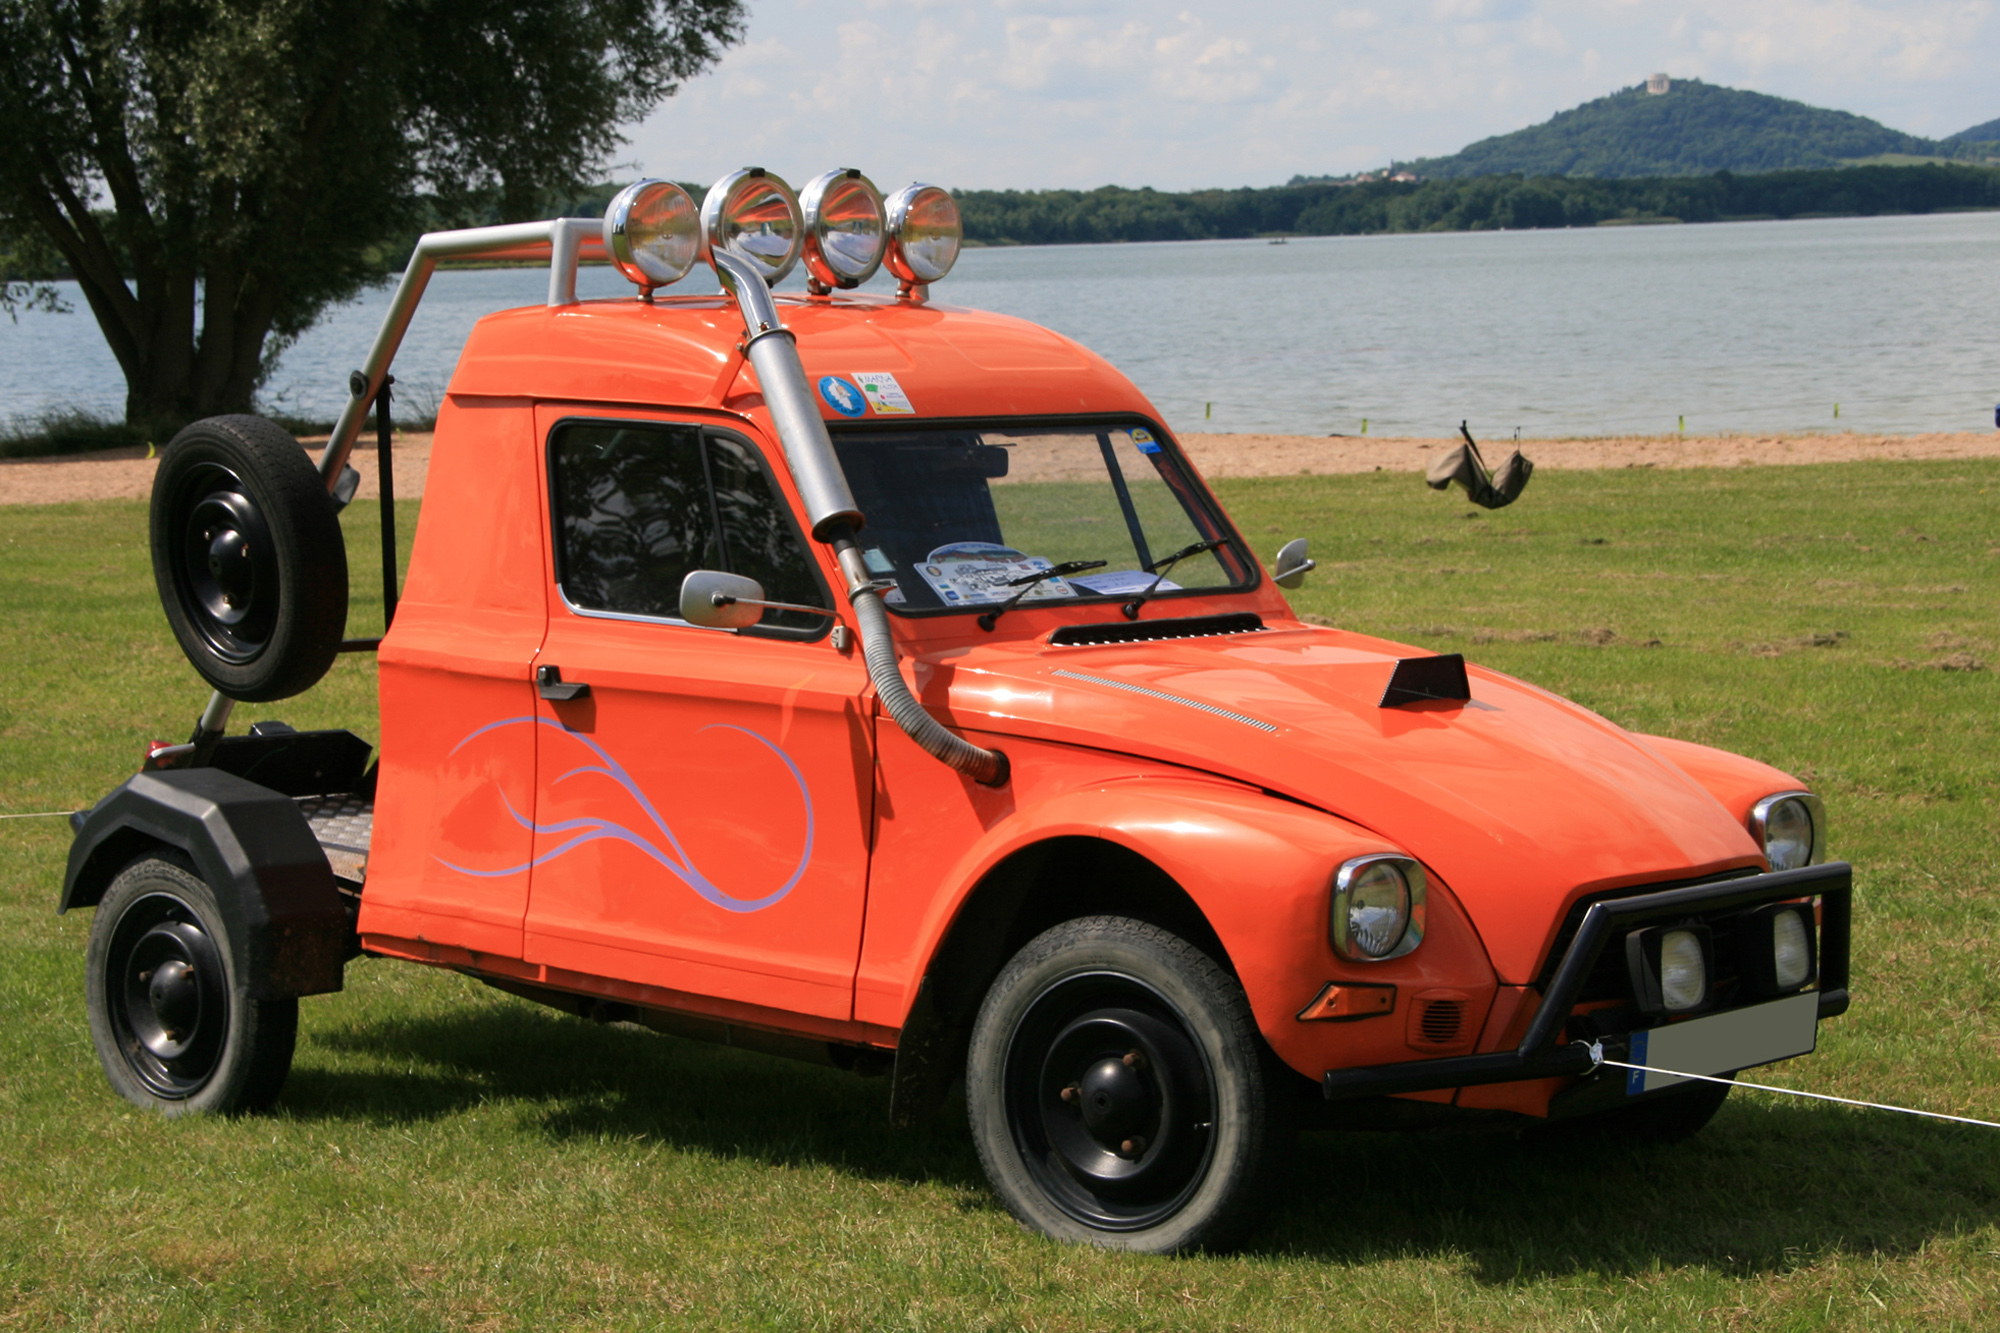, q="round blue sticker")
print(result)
[818,376,867,418]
